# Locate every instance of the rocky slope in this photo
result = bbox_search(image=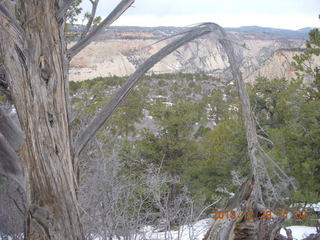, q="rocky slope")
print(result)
[69,26,309,82]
